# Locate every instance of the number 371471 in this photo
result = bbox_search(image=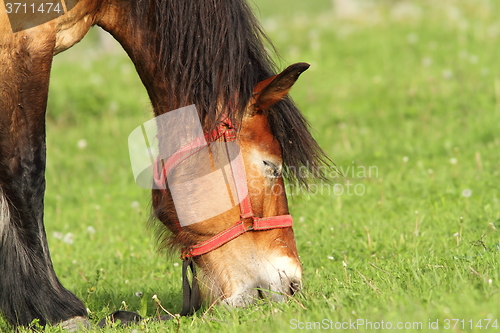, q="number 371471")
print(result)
[5,2,62,14]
